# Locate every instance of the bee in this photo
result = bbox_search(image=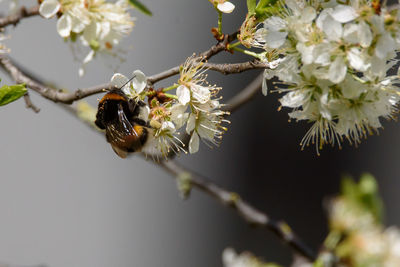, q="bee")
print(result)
[95,88,149,158]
